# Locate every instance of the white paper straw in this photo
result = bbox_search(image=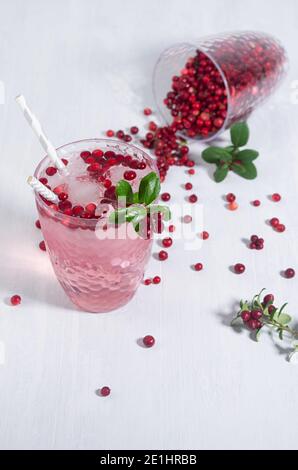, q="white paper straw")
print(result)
[16,95,65,171]
[27,176,59,203]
